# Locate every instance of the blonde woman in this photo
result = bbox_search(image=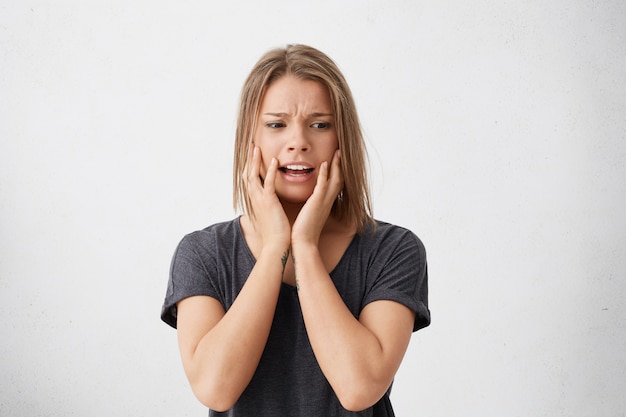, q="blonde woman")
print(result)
[161,44,430,416]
